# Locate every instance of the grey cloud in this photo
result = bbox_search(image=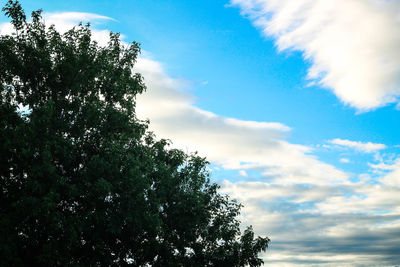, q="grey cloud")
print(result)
[222,179,400,266]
